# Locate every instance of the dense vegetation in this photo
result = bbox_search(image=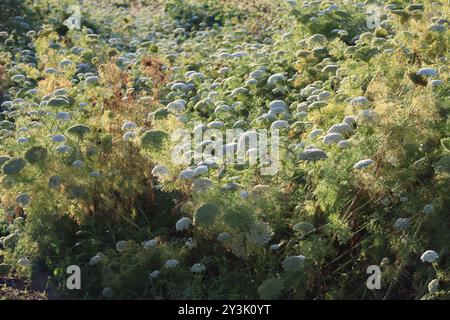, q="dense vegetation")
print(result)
[0,0,449,300]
